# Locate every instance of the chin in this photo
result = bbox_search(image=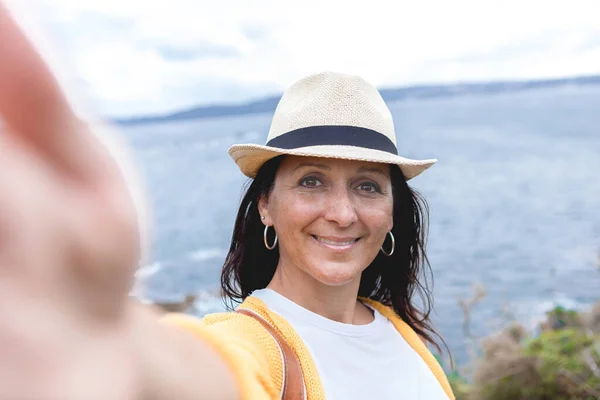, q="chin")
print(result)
[308,261,363,287]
